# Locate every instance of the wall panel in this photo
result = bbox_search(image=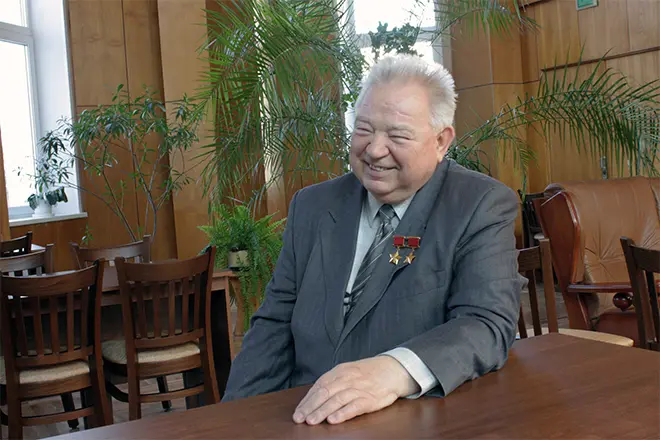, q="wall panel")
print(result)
[67,0,127,107]
[453,0,659,199]
[578,0,630,60]
[65,0,177,259]
[626,0,659,51]
[122,0,177,260]
[451,23,493,90]
[535,0,581,68]
[10,218,87,271]
[157,0,212,259]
